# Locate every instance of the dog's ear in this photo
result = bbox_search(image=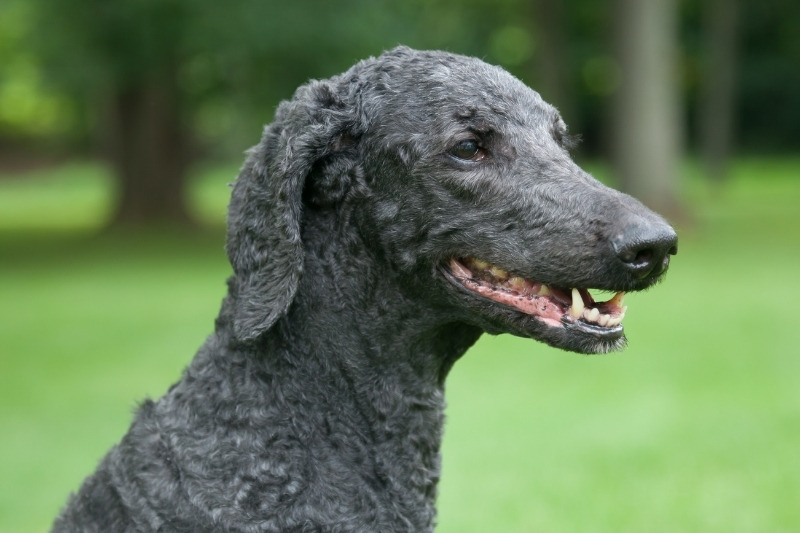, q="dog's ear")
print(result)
[226,79,363,341]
